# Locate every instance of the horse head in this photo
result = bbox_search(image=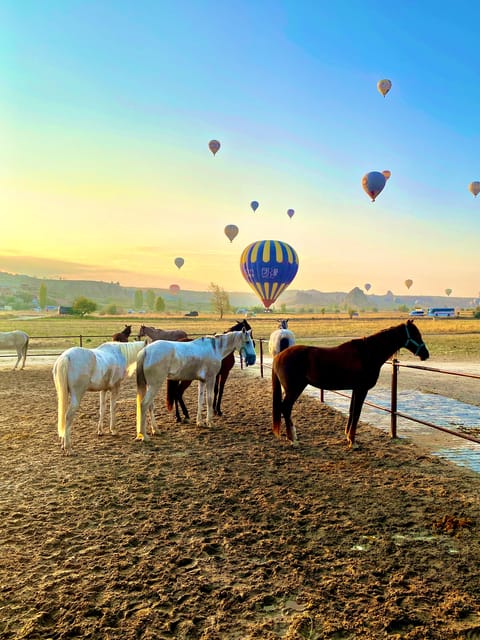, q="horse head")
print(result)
[137,325,146,340]
[403,319,429,361]
[124,324,132,336]
[239,328,256,366]
[278,319,289,330]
